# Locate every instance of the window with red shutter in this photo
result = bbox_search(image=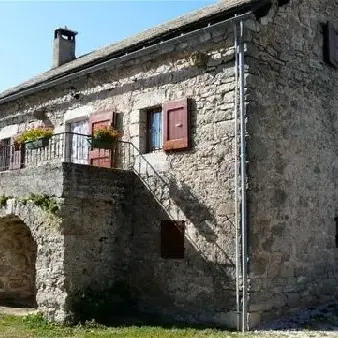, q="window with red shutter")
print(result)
[89,110,116,168]
[0,138,11,171]
[324,22,338,68]
[160,220,185,259]
[163,98,190,151]
[10,144,24,169]
[9,137,23,170]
